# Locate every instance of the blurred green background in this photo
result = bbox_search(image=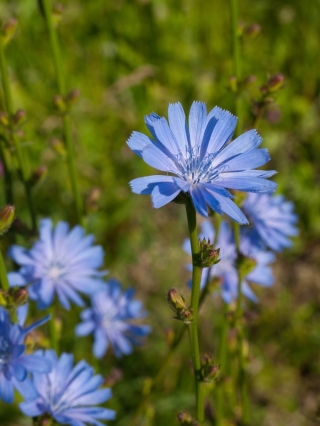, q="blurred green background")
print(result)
[0,0,320,425]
